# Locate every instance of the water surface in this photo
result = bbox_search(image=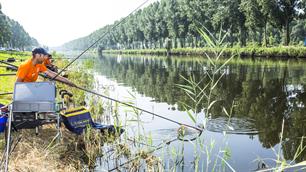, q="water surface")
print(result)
[86,54,306,171]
